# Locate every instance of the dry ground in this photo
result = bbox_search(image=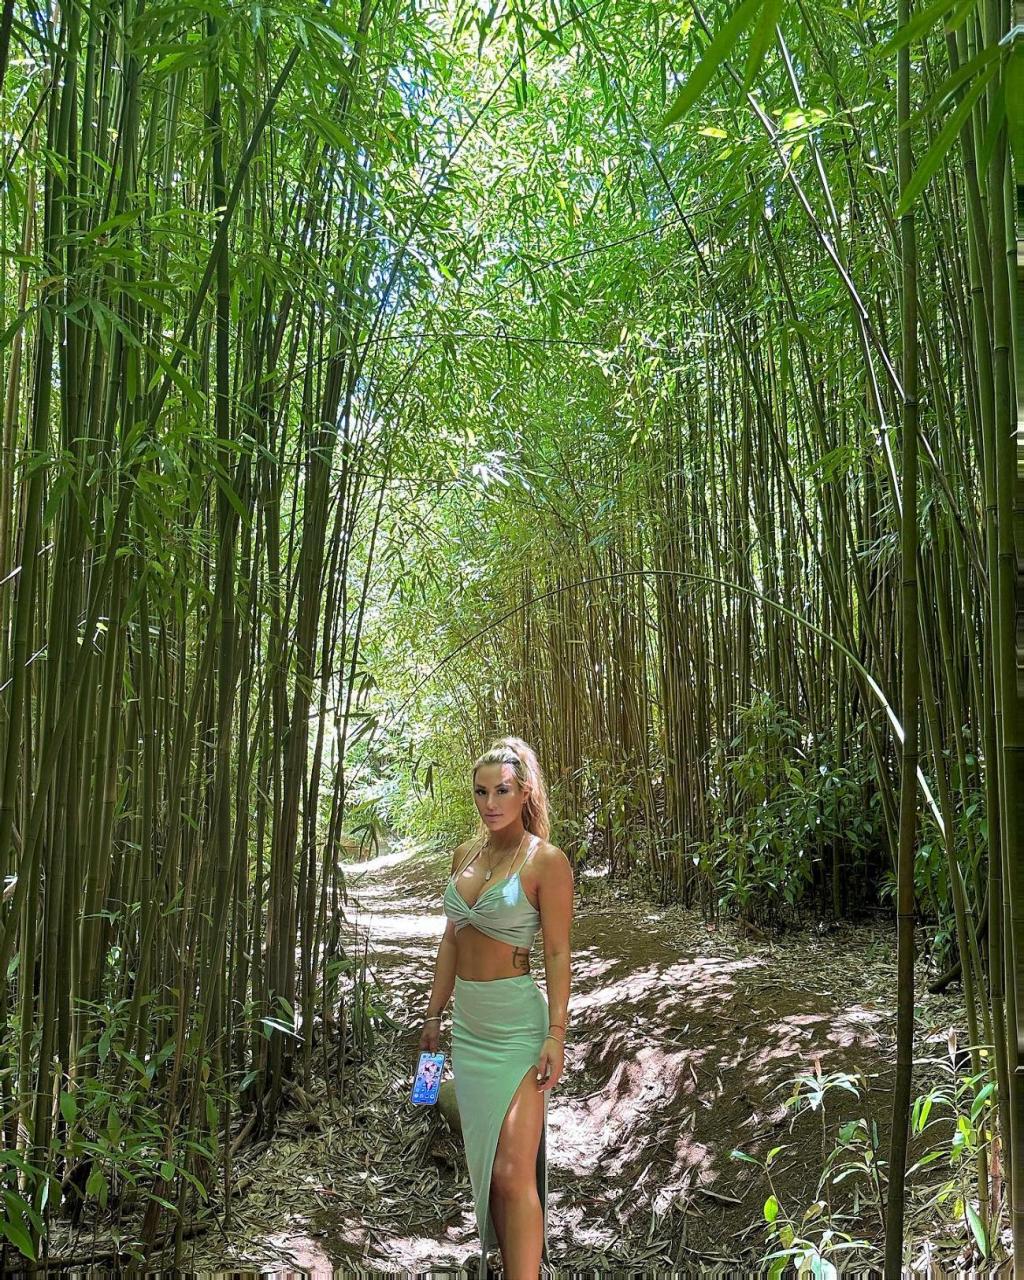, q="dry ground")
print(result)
[171,839,995,1275]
